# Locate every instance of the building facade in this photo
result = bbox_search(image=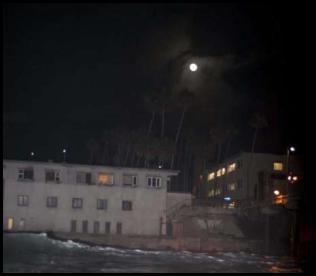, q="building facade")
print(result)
[3,160,179,236]
[202,152,301,208]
